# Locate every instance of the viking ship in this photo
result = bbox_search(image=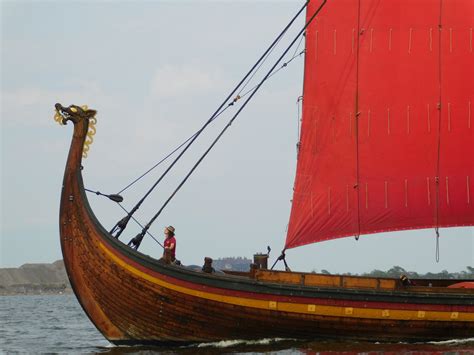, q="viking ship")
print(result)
[55,0,474,345]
